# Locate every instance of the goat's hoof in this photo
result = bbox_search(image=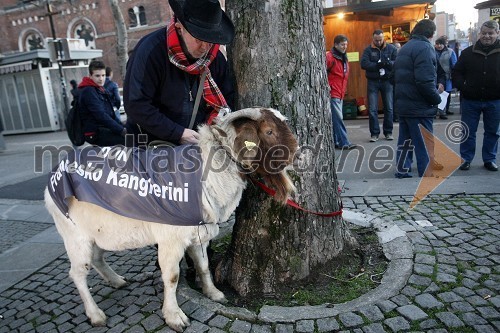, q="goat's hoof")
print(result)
[89,309,106,326]
[206,289,227,303]
[110,276,127,288]
[165,309,190,332]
